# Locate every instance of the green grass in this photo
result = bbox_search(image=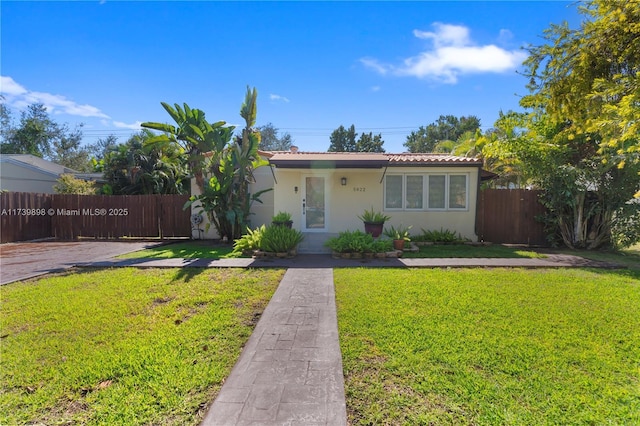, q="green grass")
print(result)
[335,268,640,425]
[0,267,284,425]
[117,240,241,260]
[552,243,640,271]
[403,243,547,259]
